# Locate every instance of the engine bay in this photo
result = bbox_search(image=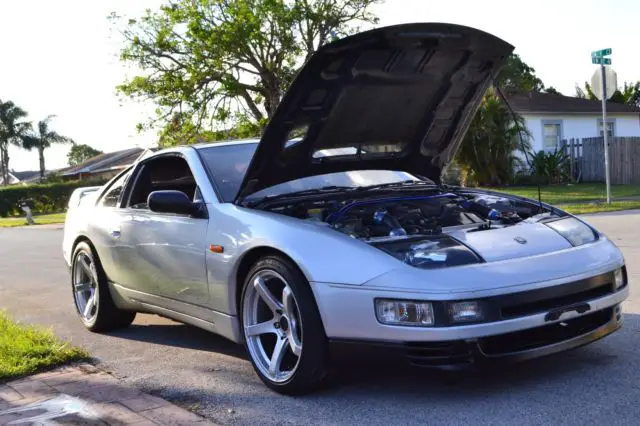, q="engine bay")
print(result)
[264,190,553,240]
